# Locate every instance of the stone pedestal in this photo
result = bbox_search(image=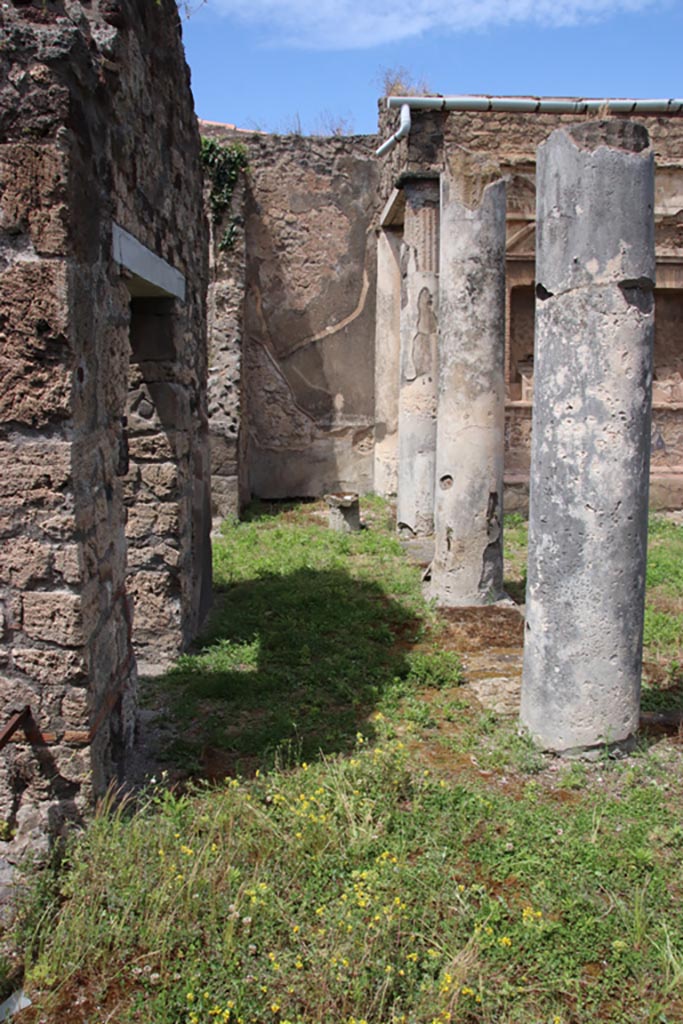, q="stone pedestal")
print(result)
[325,492,361,533]
[520,121,655,753]
[430,155,506,606]
[396,178,439,536]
